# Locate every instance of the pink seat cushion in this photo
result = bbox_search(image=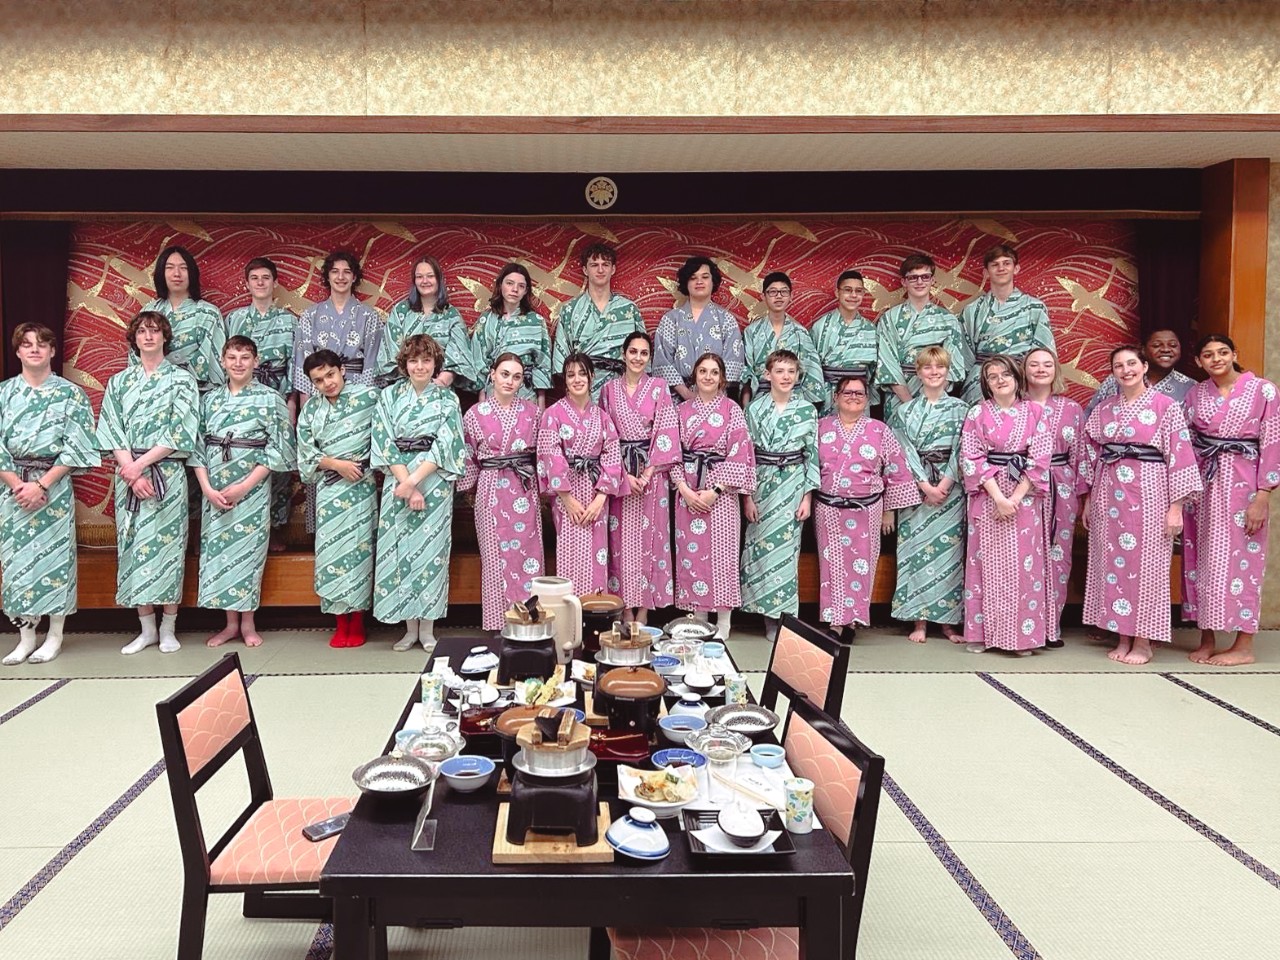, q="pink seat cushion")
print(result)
[209,796,354,886]
[771,626,834,709]
[609,926,799,960]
